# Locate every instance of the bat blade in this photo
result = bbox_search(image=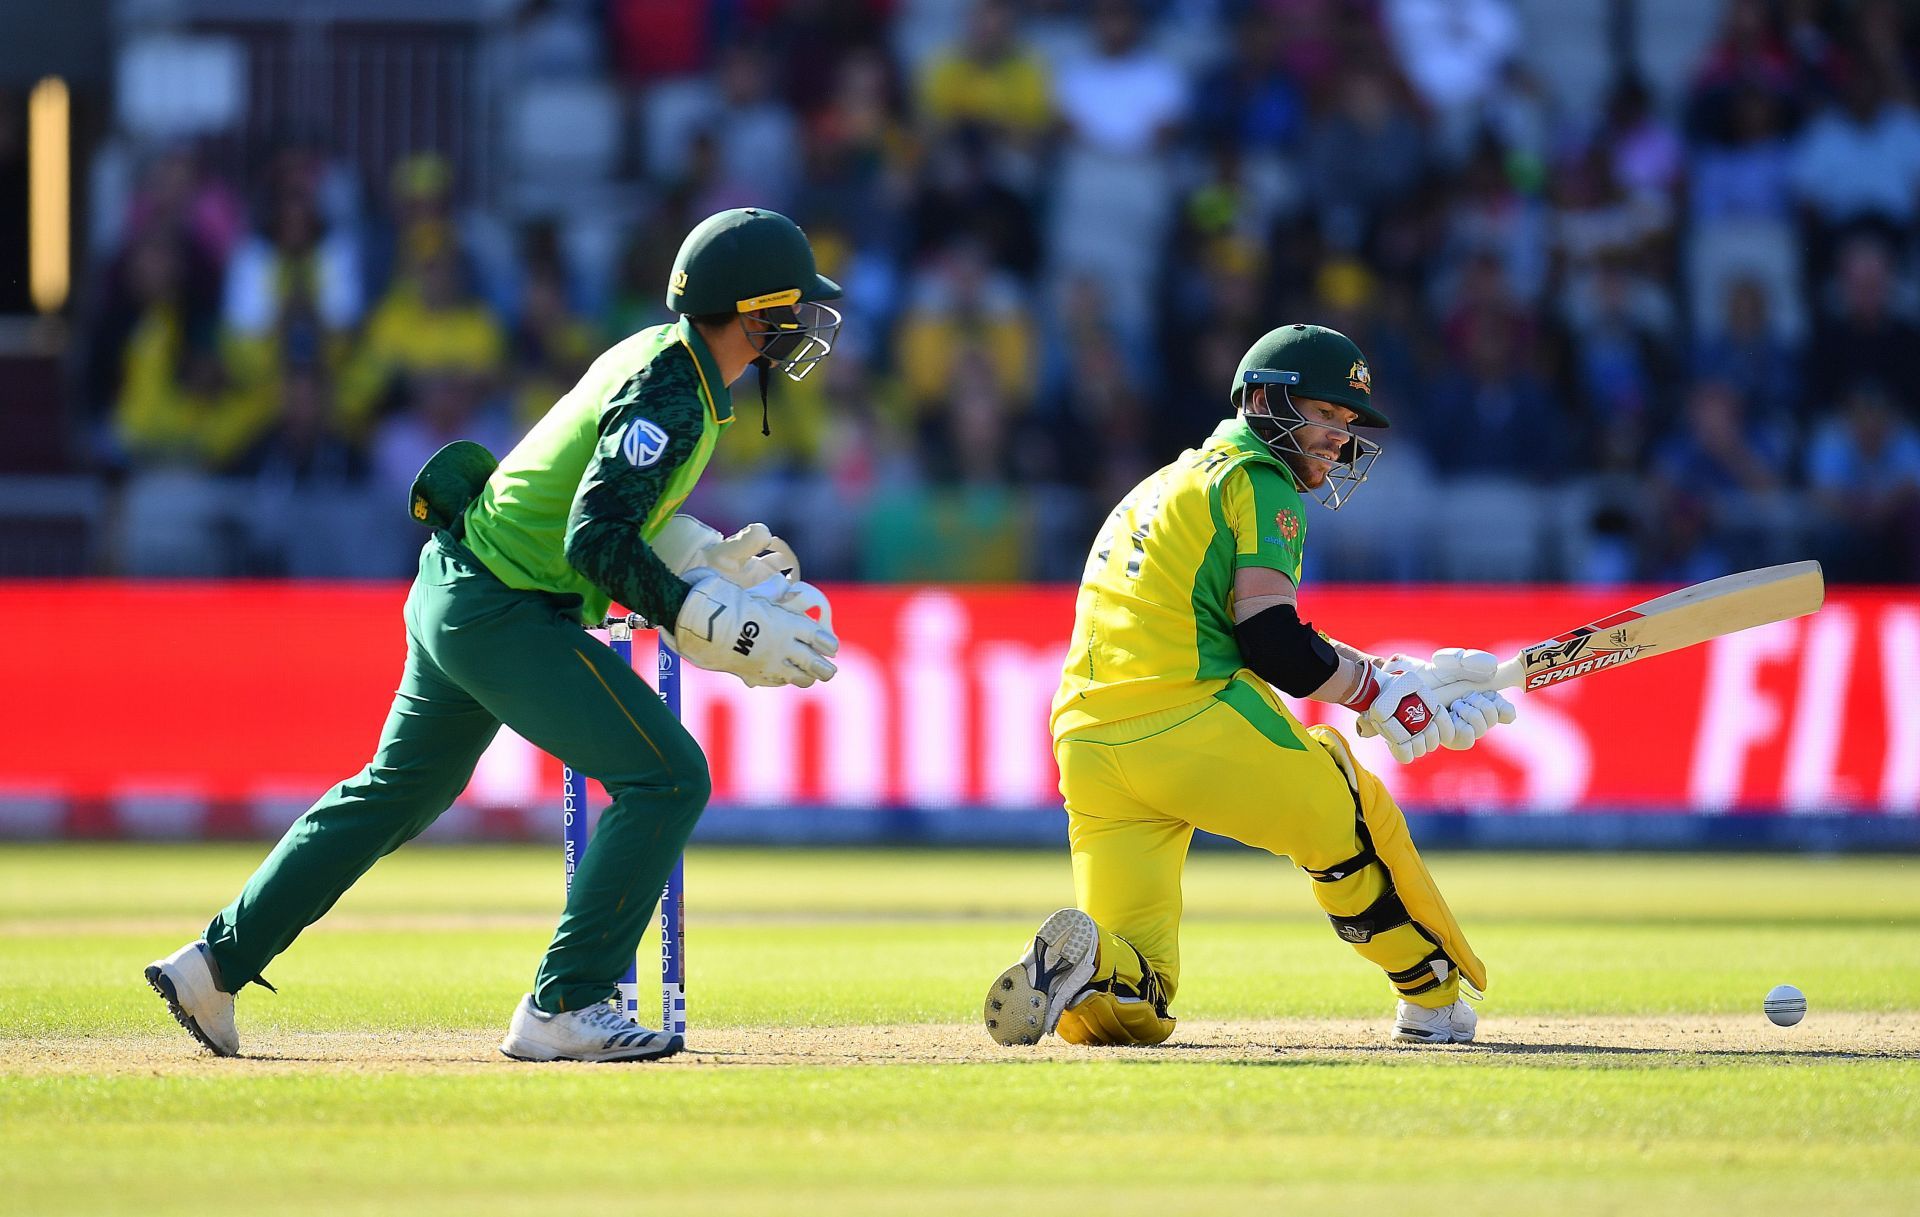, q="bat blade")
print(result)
[1491,561,1826,692]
